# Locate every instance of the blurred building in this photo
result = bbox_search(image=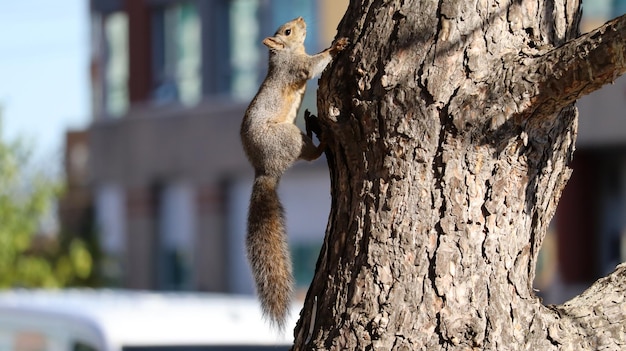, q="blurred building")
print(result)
[76,0,626,303]
[86,0,348,292]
